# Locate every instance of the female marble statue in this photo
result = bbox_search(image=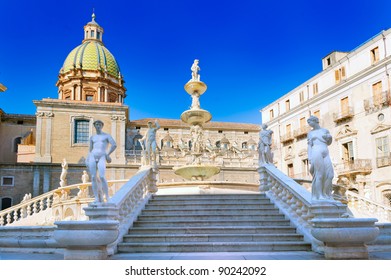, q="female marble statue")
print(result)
[258,124,273,164]
[307,115,334,201]
[59,158,68,187]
